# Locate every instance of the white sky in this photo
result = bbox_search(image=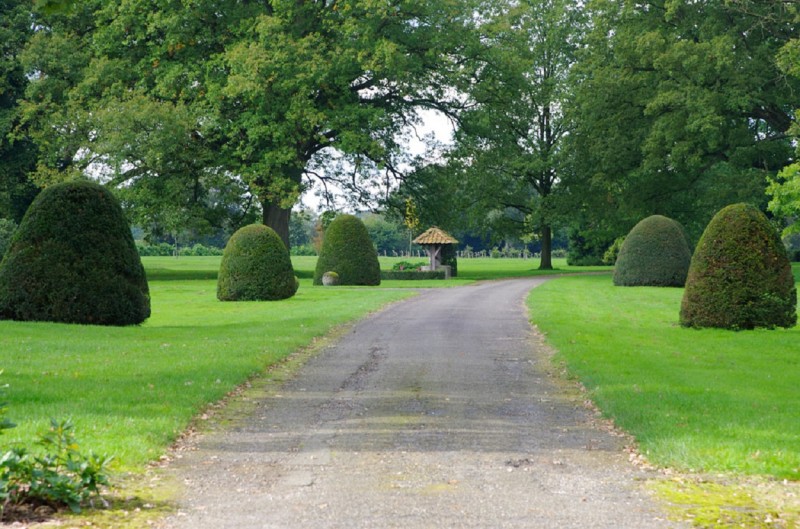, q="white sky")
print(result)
[300,109,455,211]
